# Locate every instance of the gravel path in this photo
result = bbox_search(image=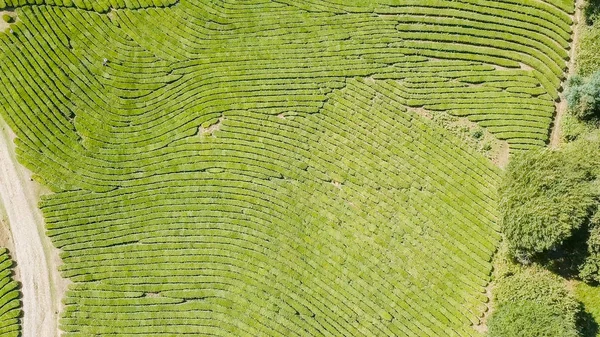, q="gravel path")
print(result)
[0,122,60,337]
